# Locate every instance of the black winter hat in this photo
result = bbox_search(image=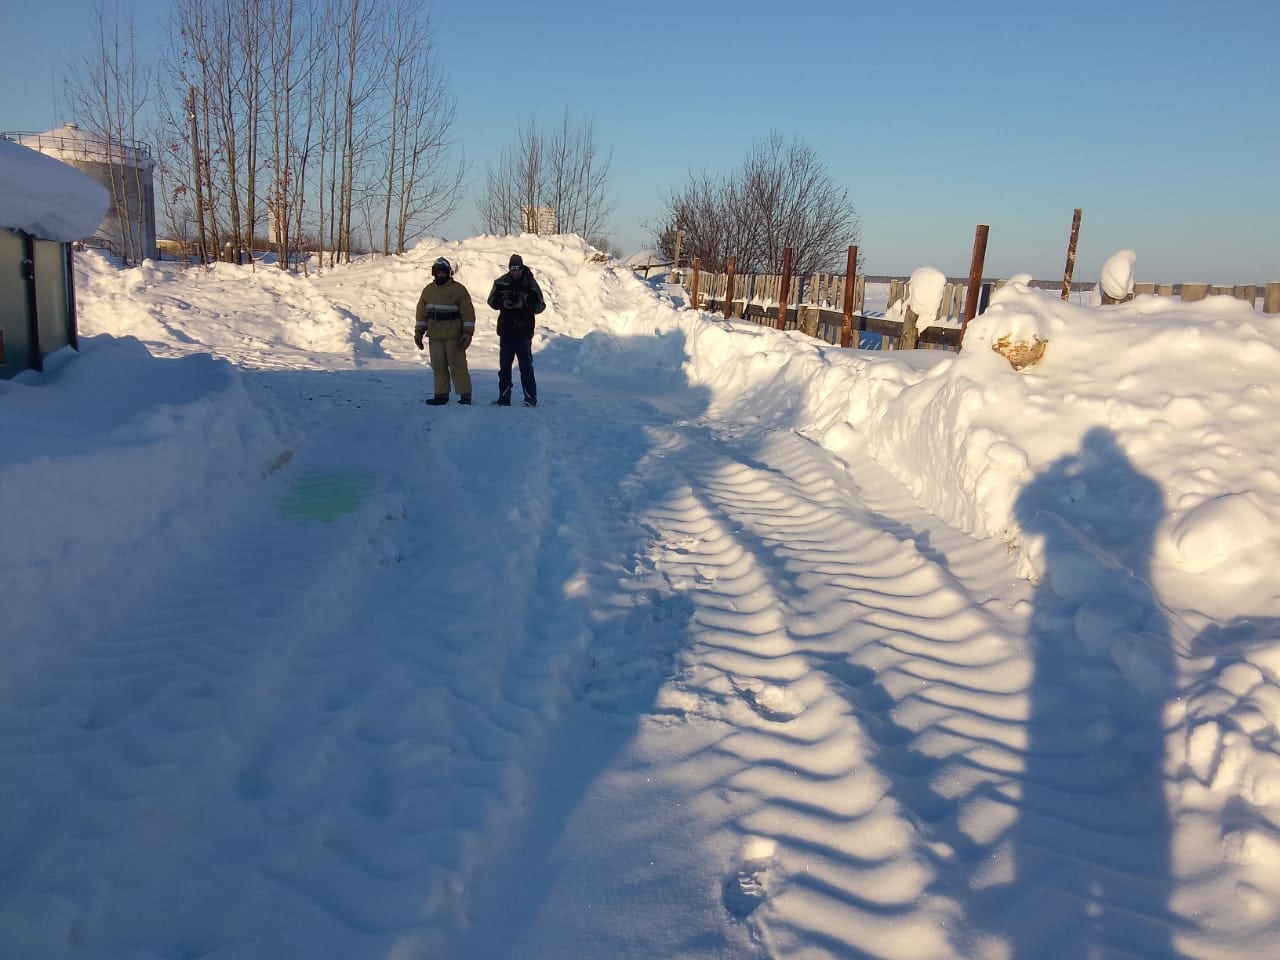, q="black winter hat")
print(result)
[508,254,524,268]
